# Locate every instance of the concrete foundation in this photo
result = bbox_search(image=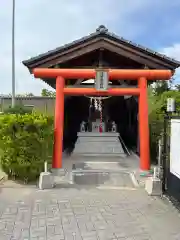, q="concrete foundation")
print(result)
[39,169,69,189]
[51,168,66,176]
[38,172,54,190]
[145,177,162,196]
